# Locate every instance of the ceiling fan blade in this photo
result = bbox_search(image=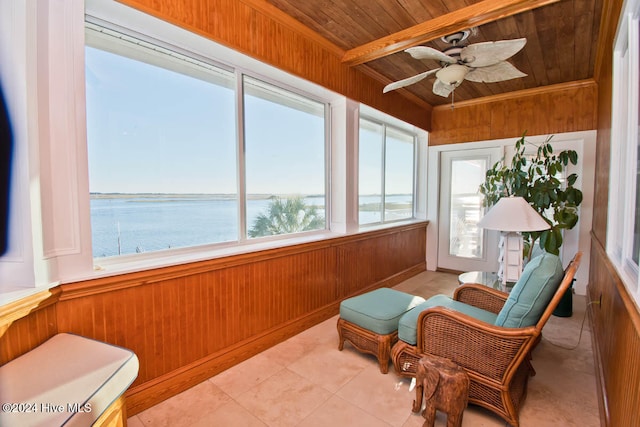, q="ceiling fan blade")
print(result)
[460,38,527,68]
[383,69,439,93]
[465,61,527,83]
[432,78,459,97]
[405,46,456,64]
